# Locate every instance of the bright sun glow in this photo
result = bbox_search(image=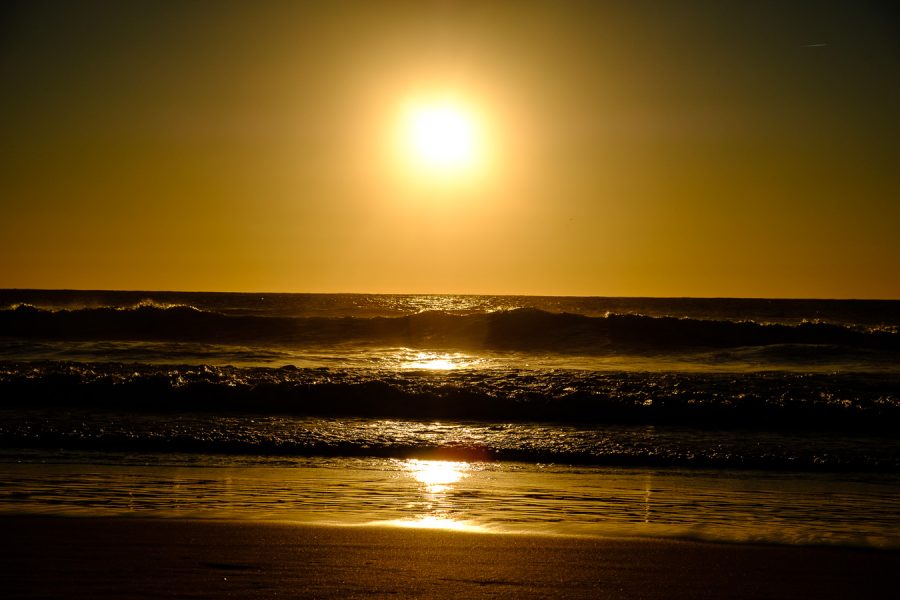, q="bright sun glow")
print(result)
[404,101,481,173]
